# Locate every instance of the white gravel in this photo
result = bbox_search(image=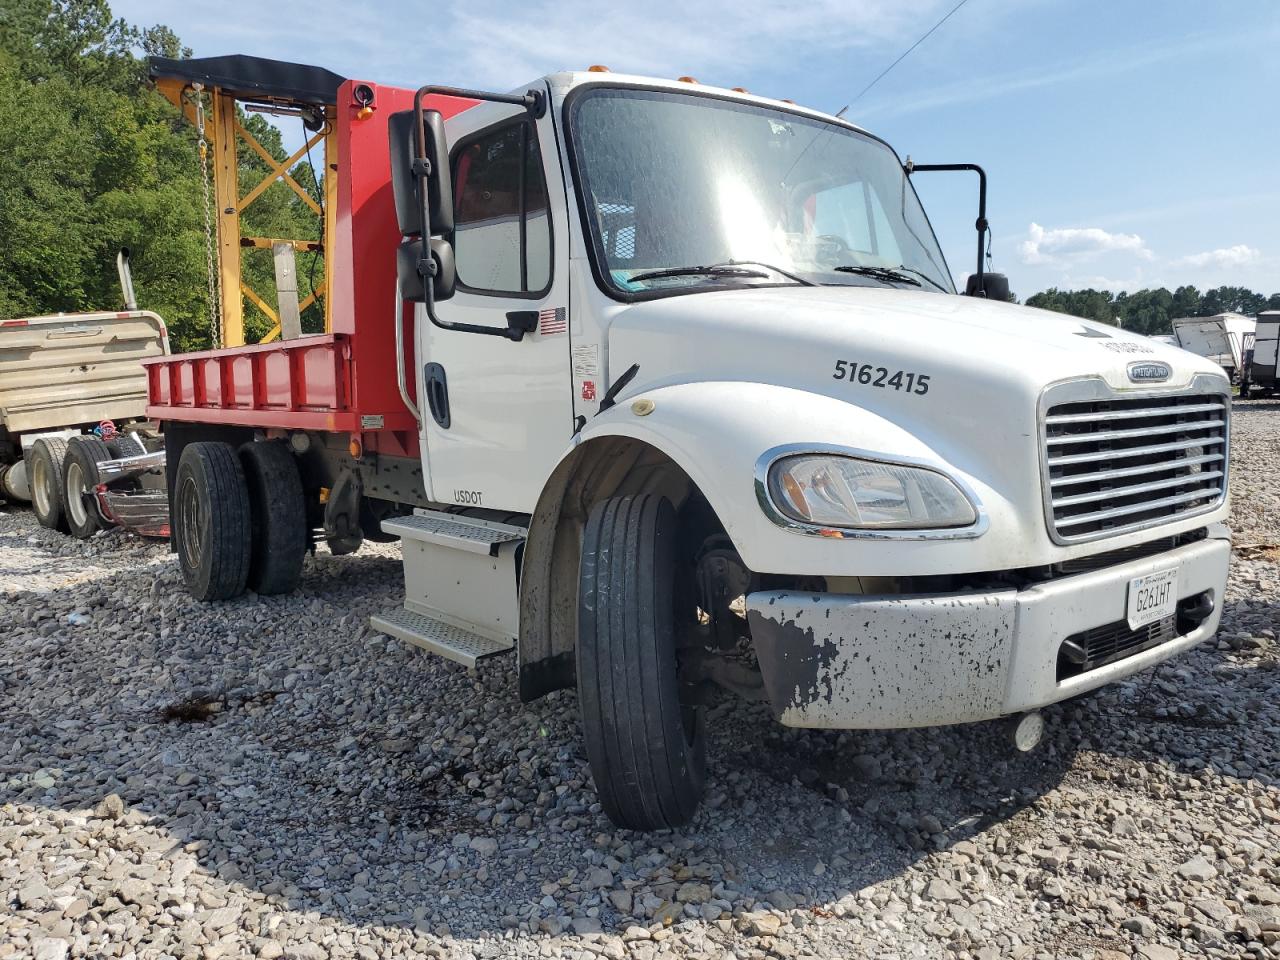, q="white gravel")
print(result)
[2,398,1278,960]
